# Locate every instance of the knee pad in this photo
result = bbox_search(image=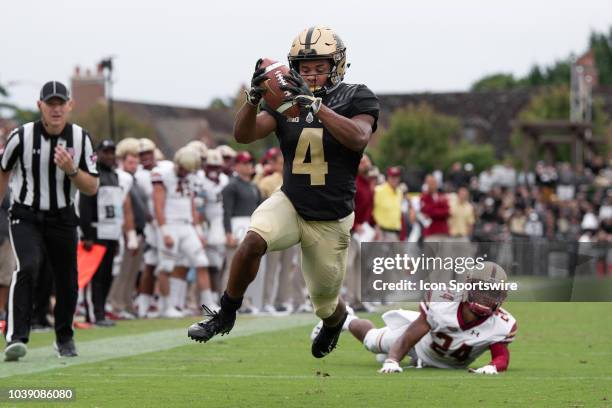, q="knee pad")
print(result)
[363,327,389,354]
[311,295,338,320]
[363,326,408,354]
